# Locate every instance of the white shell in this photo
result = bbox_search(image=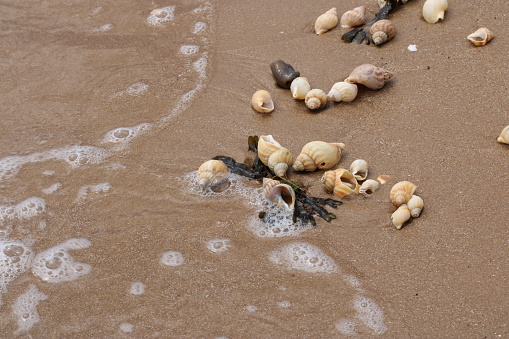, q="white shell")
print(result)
[340,6,365,28]
[498,125,509,144]
[251,90,274,113]
[359,179,380,197]
[407,195,424,217]
[305,89,328,110]
[349,159,368,181]
[467,27,494,46]
[422,0,448,24]
[315,8,338,35]
[391,204,411,230]
[327,82,358,102]
[290,77,311,100]
[263,178,296,212]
